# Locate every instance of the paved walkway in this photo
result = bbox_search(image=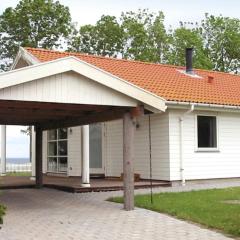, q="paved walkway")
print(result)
[0,183,237,240]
